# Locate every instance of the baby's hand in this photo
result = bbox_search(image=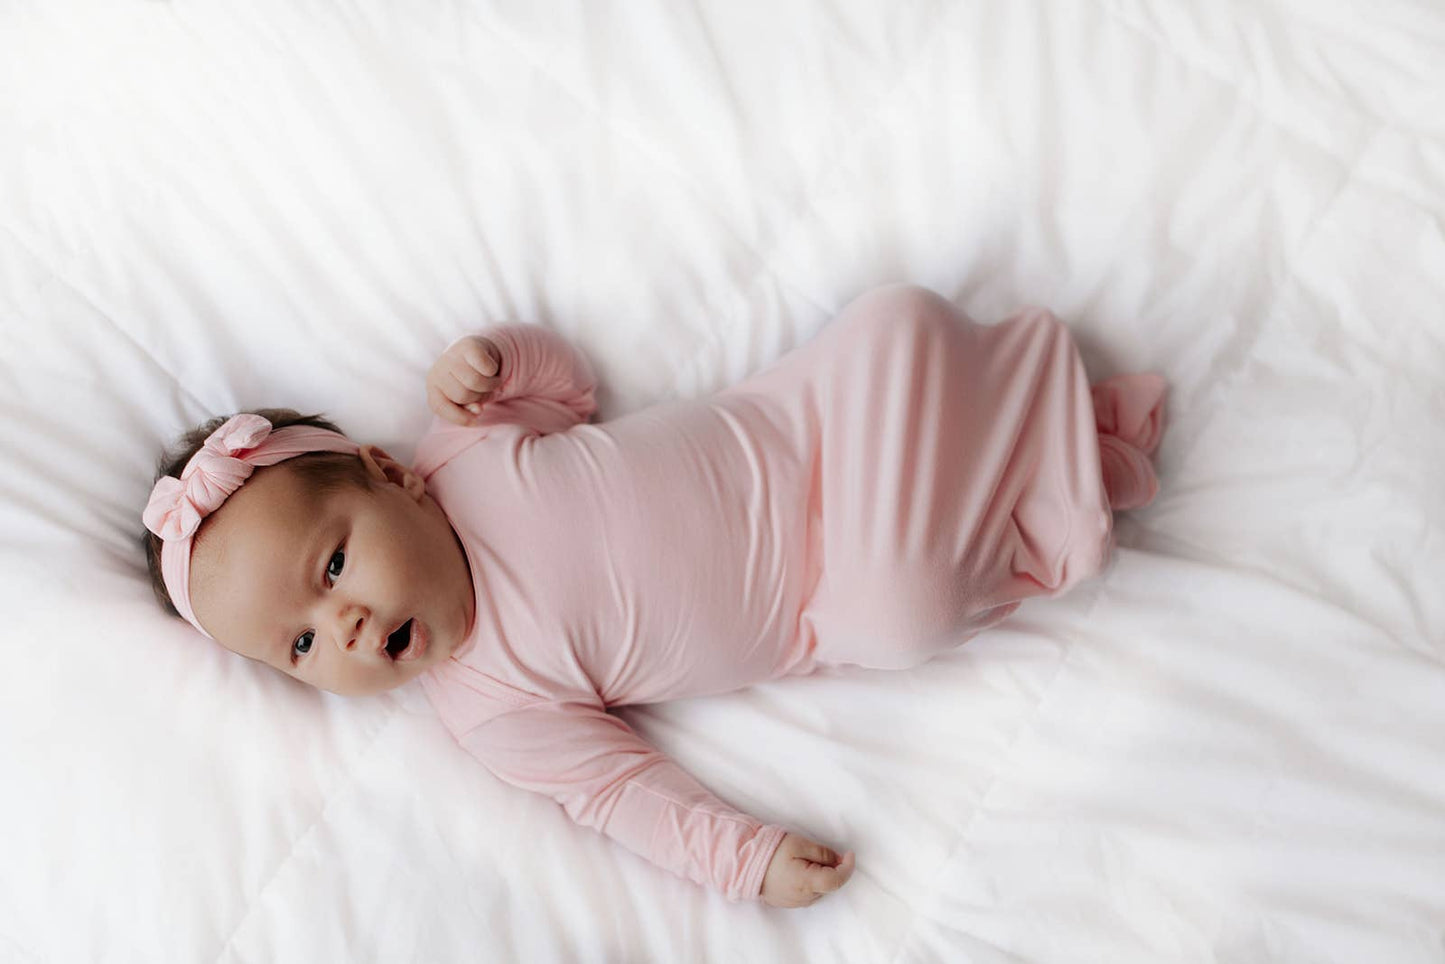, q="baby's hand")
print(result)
[760,833,856,908]
[427,335,503,426]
